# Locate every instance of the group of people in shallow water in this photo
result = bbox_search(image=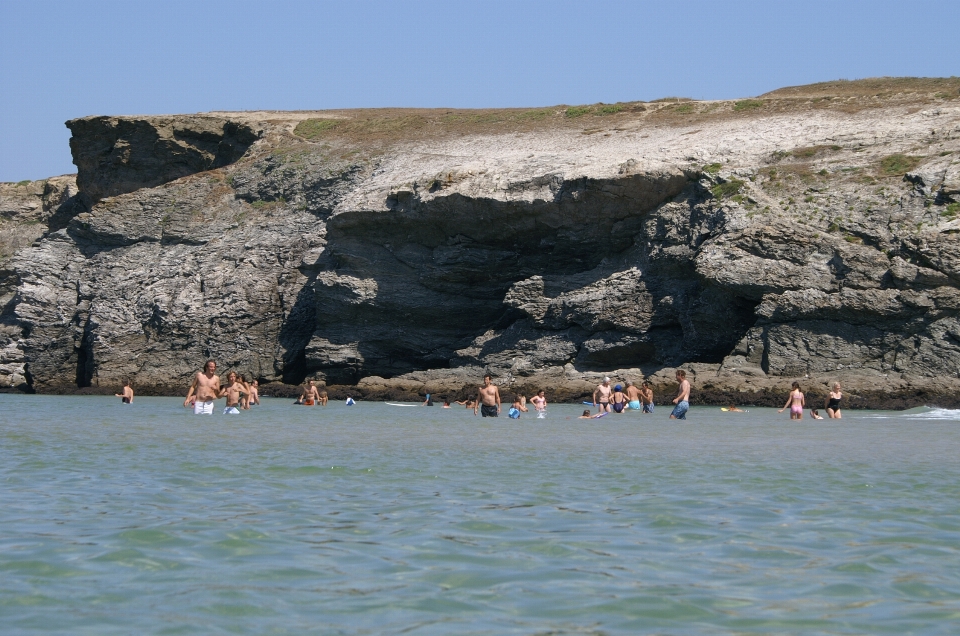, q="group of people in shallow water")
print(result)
[464,370,693,420]
[182,360,260,414]
[125,360,845,420]
[778,381,844,419]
